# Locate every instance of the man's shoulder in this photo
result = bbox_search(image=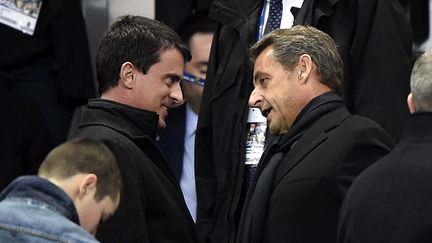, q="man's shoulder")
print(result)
[340,115,394,144]
[296,108,394,157]
[317,108,393,140]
